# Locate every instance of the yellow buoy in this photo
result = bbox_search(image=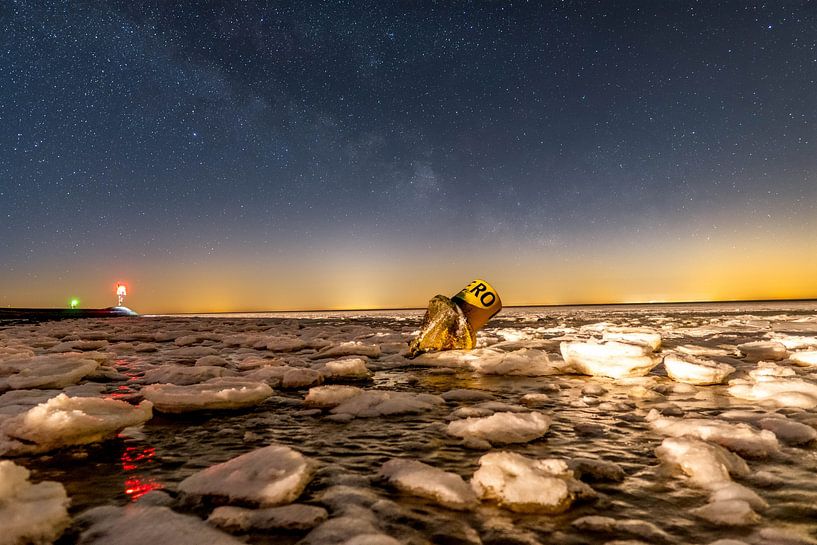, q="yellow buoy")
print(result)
[408,279,503,357]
